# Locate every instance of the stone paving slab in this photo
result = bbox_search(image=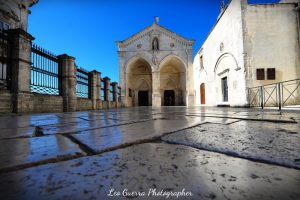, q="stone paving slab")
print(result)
[0,135,85,171]
[0,143,299,200]
[40,119,119,135]
[0,114,87,128]
[0,127,36,139]
[162,121,300,169]
[71,118,202,153]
